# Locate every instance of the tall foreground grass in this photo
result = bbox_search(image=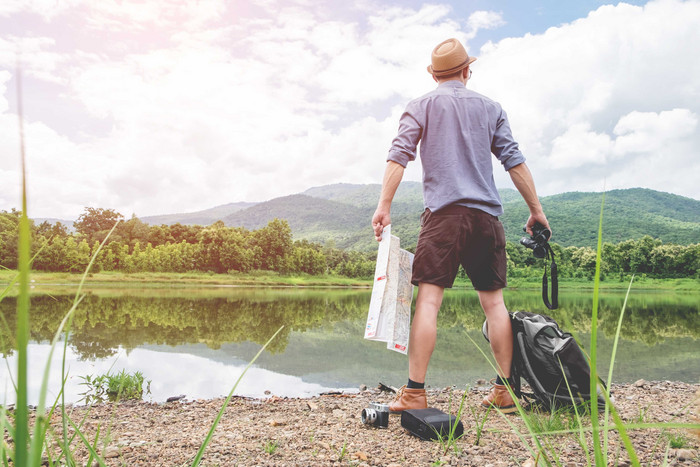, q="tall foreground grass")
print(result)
[2,70,282,466]
[477,194,700,466]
